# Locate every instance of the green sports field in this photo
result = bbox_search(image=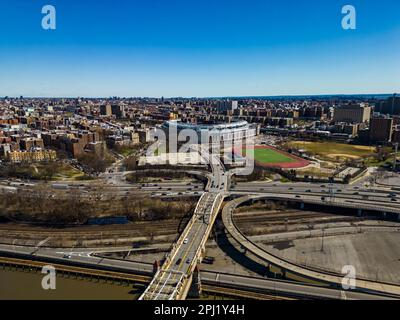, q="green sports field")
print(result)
[242,147,295,164]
